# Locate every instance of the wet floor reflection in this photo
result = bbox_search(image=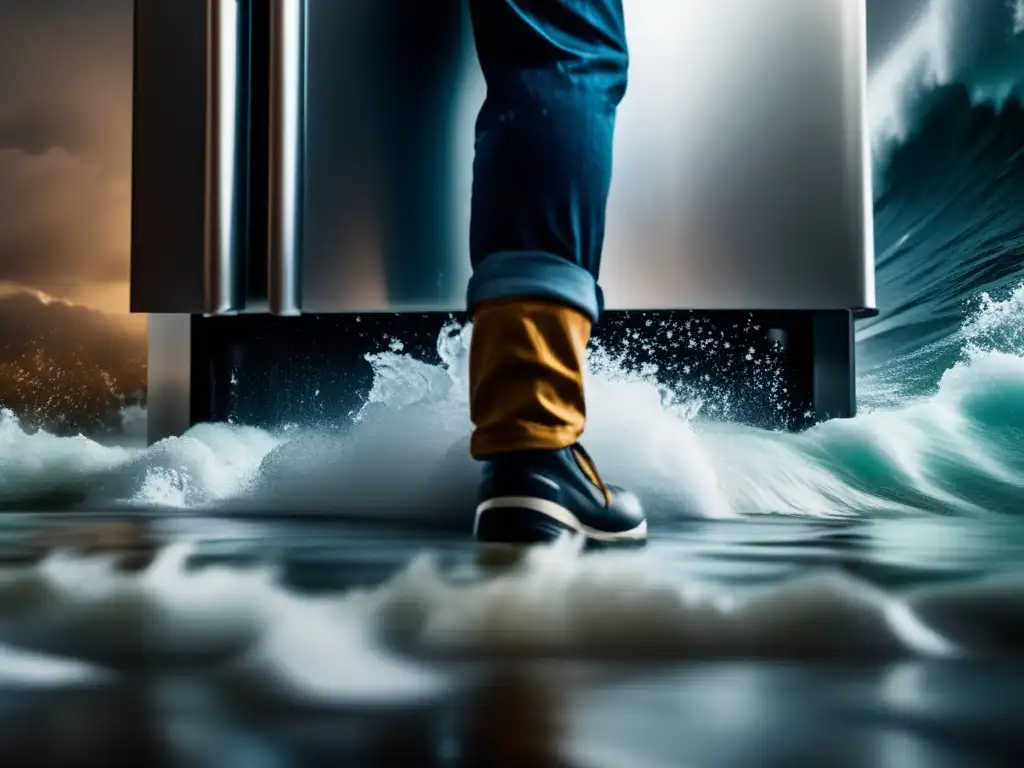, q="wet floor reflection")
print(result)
[0,512,1021,765]
[0,662,1021,767]
[2,512,1023,591]
[0,684,165,768]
